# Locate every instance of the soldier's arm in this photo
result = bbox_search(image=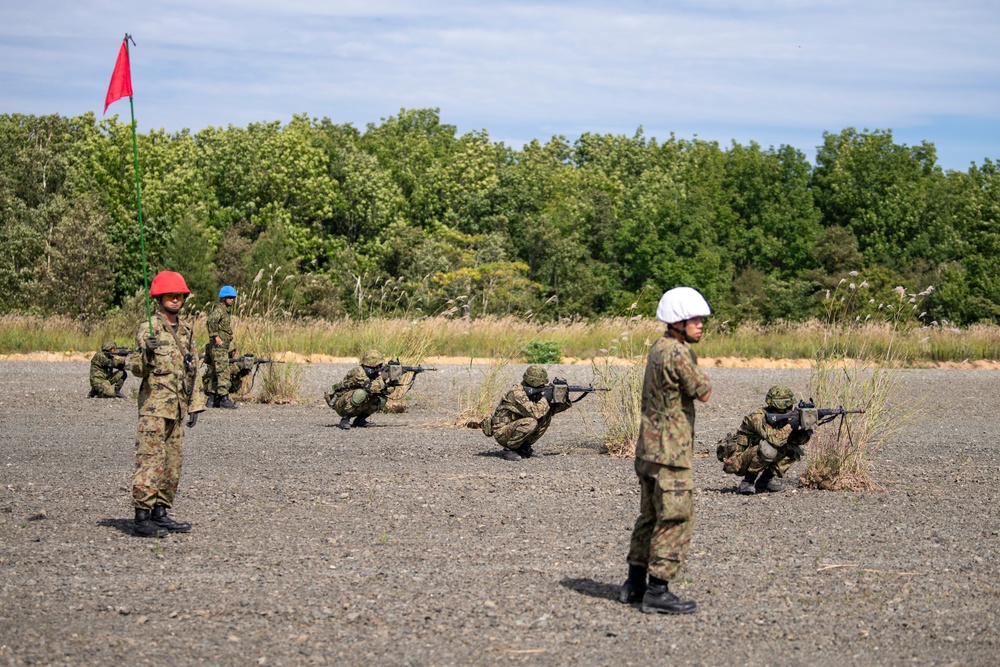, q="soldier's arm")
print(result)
[510,387,550,419]
[671,346,712,402]
[748,411,794,448]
